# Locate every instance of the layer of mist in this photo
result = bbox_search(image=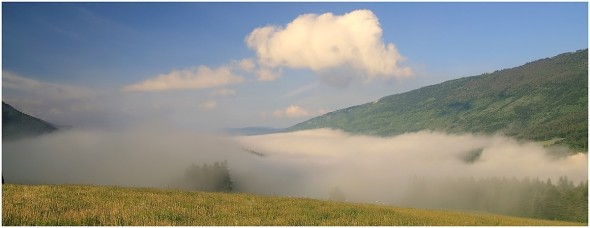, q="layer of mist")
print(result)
[3,128,246,188]
[3,128,587,208]
[236,129,587,204]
